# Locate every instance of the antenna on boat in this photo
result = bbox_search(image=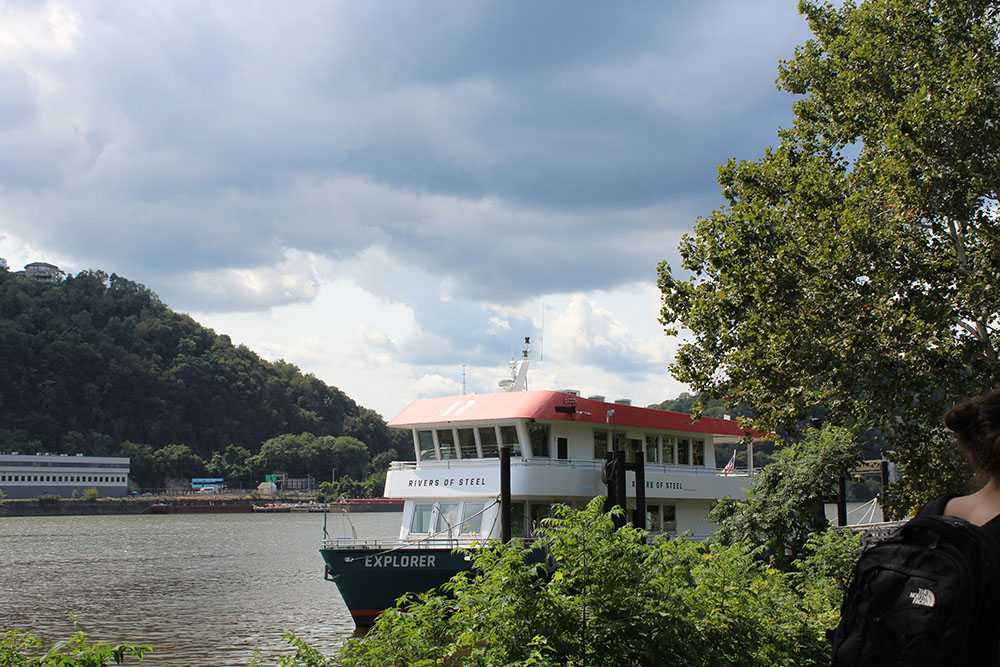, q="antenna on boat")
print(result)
[539,302,544,362]
[498,336,531,392]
